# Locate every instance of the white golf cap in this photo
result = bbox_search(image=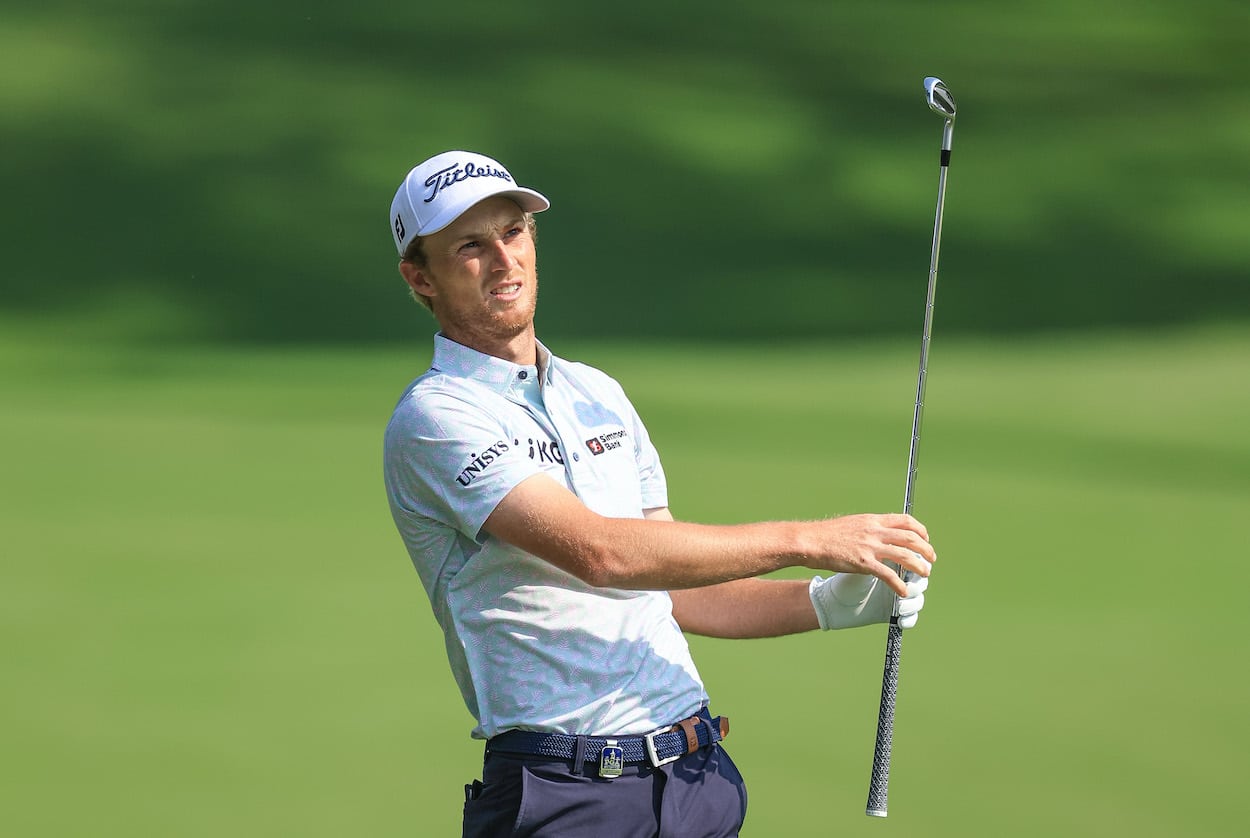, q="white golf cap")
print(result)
[390,150,550,254]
